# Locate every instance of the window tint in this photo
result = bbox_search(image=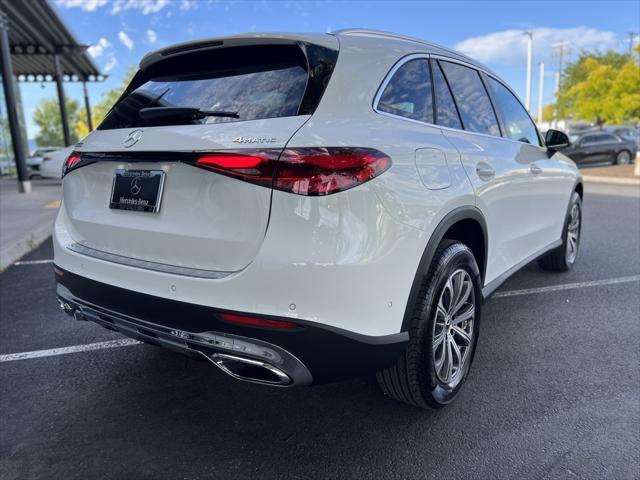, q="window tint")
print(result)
[378,59,433,123]
[585,134,617,143]
[487,77,540,145]
[99,44,337,130]
[439,61,500,136]
[600,134,618,142]
[431,60,462,129]
[617,129,639,141]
